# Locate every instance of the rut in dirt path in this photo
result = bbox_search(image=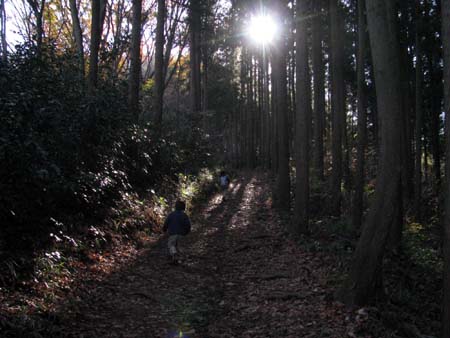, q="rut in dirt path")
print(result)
[64,174,349,338]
